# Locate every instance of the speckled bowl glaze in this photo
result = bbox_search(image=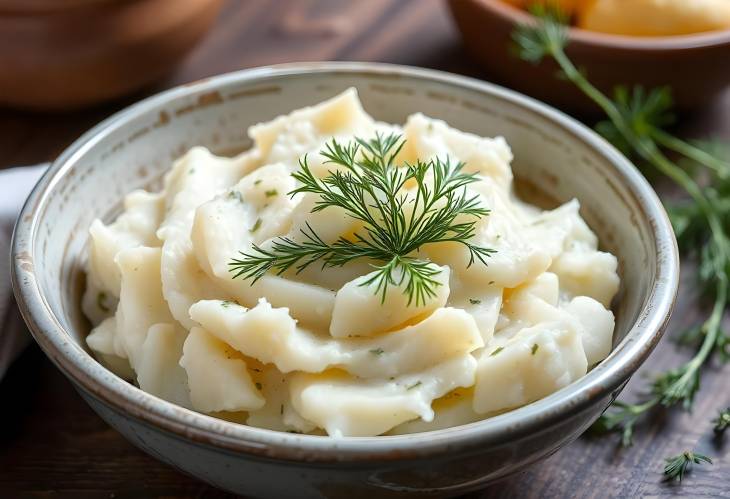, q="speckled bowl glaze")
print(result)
[12,62,678,498]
